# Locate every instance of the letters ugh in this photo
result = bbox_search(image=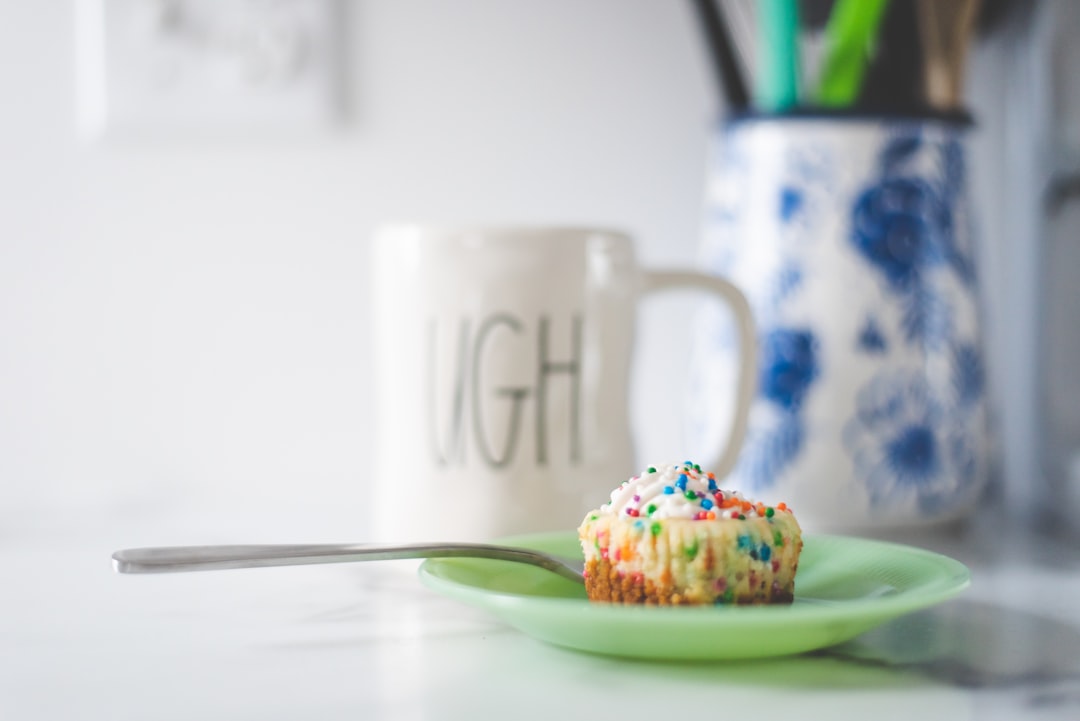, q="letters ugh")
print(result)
[426,314,583,469]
